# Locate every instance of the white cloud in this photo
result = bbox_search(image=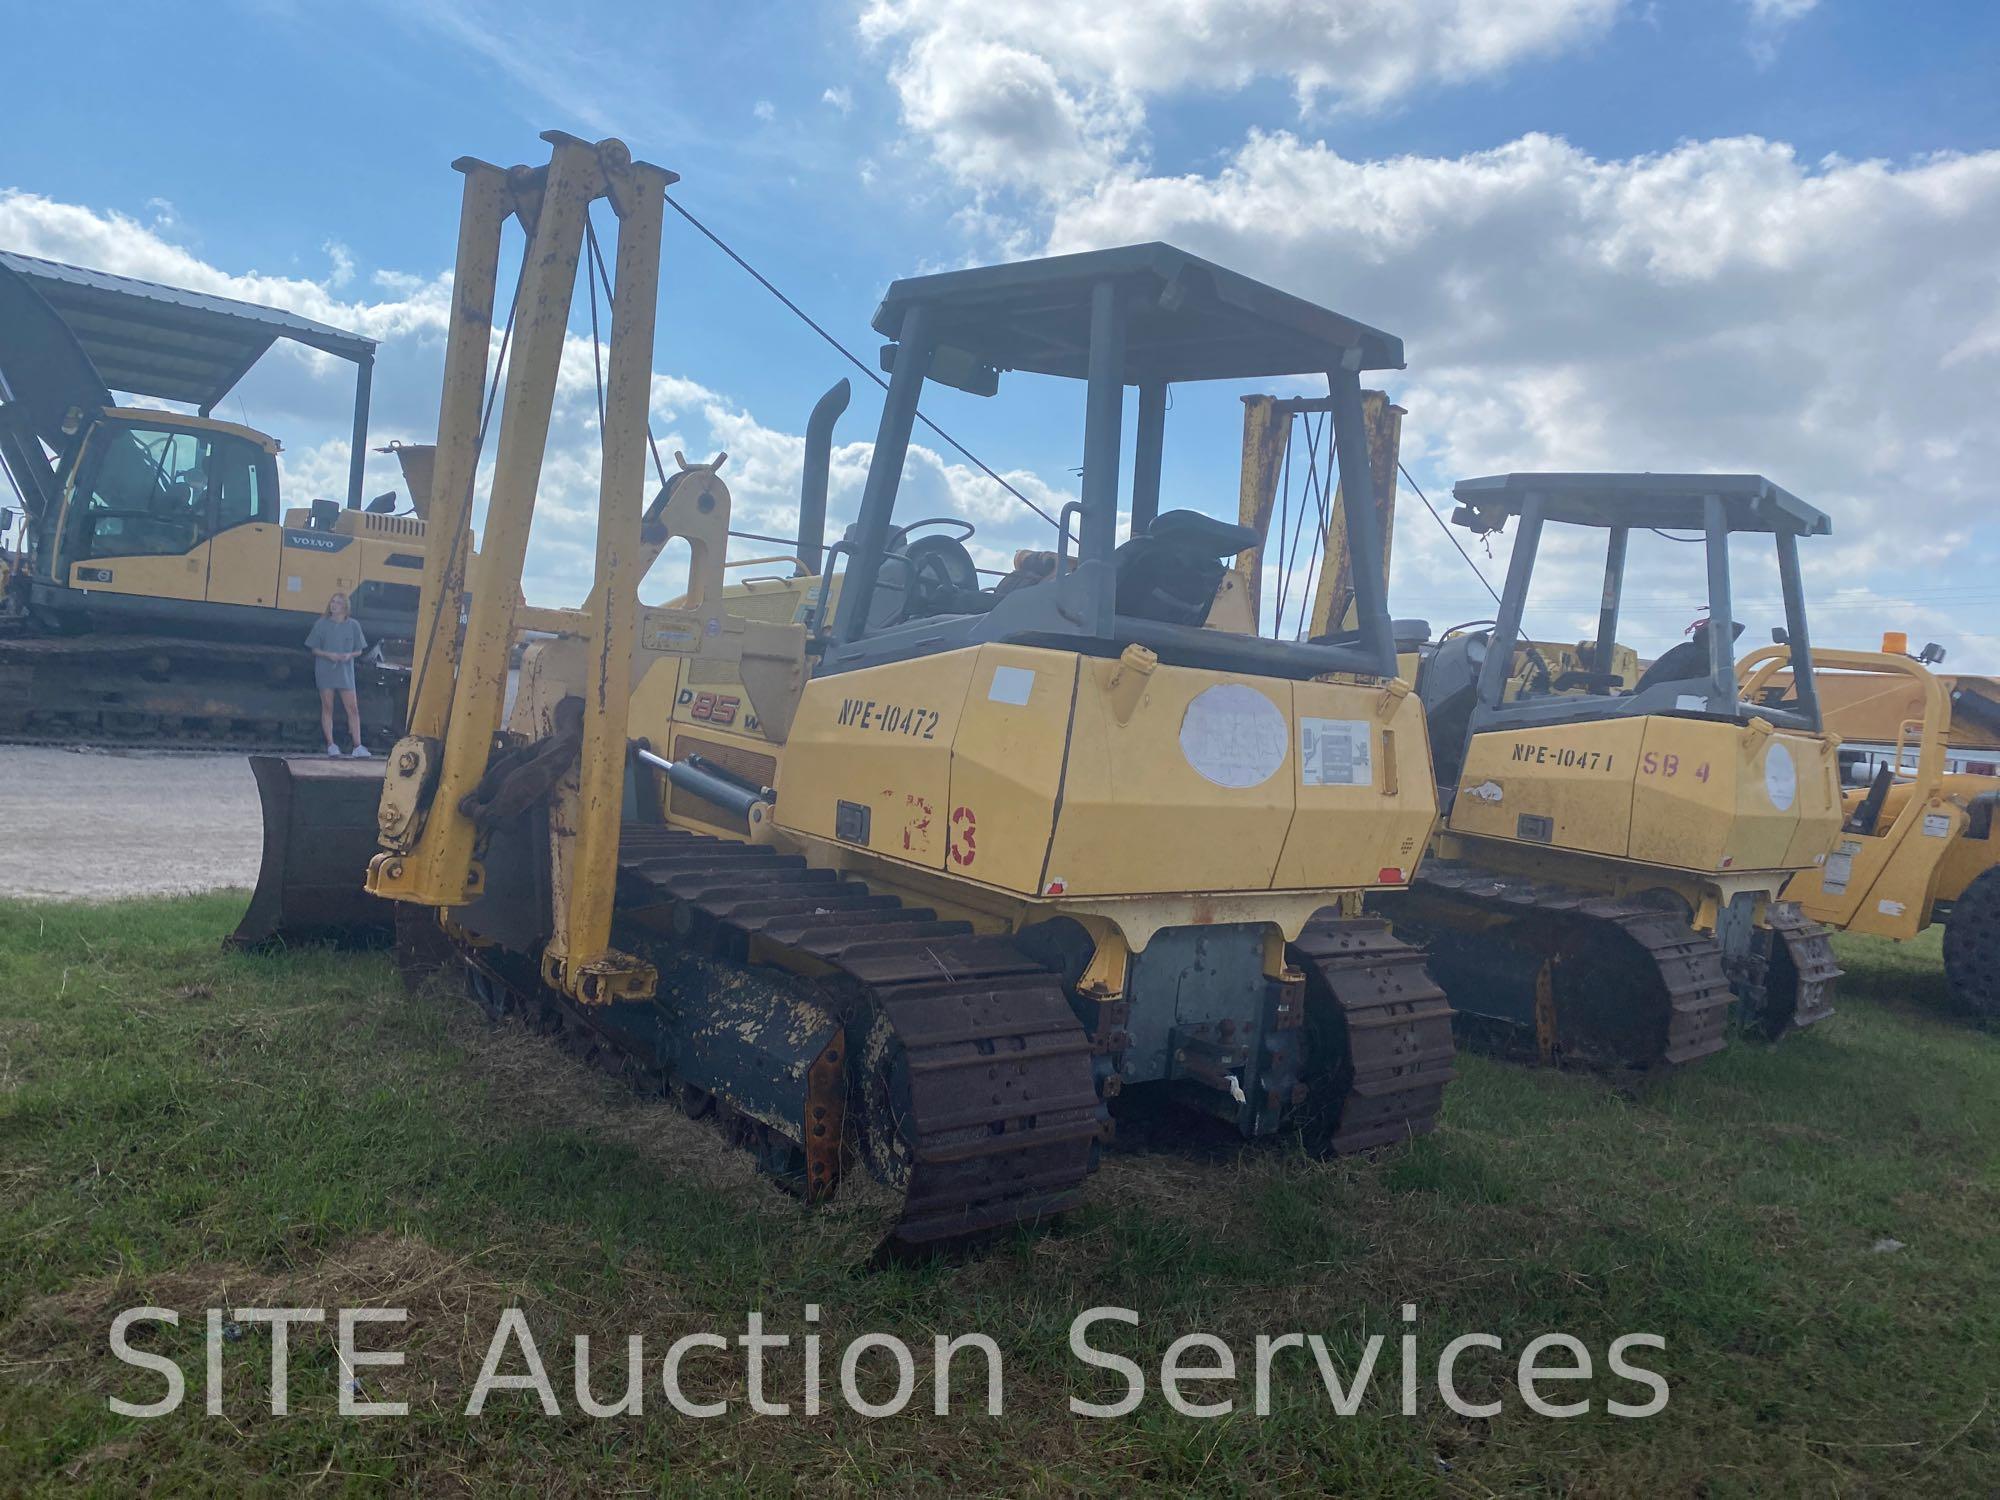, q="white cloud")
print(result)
[822,85,854,114]
[321,239,356,289]
[1043,131,2000,660]
[859,0,1621,191]
[753,99,777,123]
[1742,0,1817,64]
